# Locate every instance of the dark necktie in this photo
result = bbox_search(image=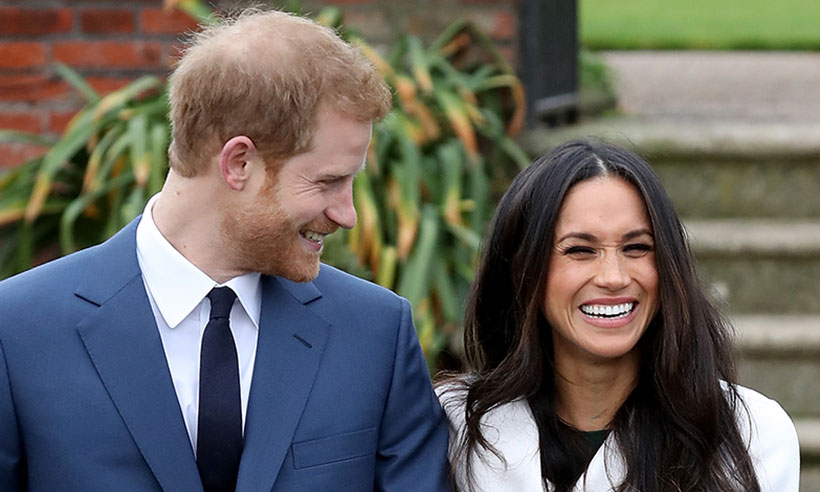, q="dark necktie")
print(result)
[197,286,243,492]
